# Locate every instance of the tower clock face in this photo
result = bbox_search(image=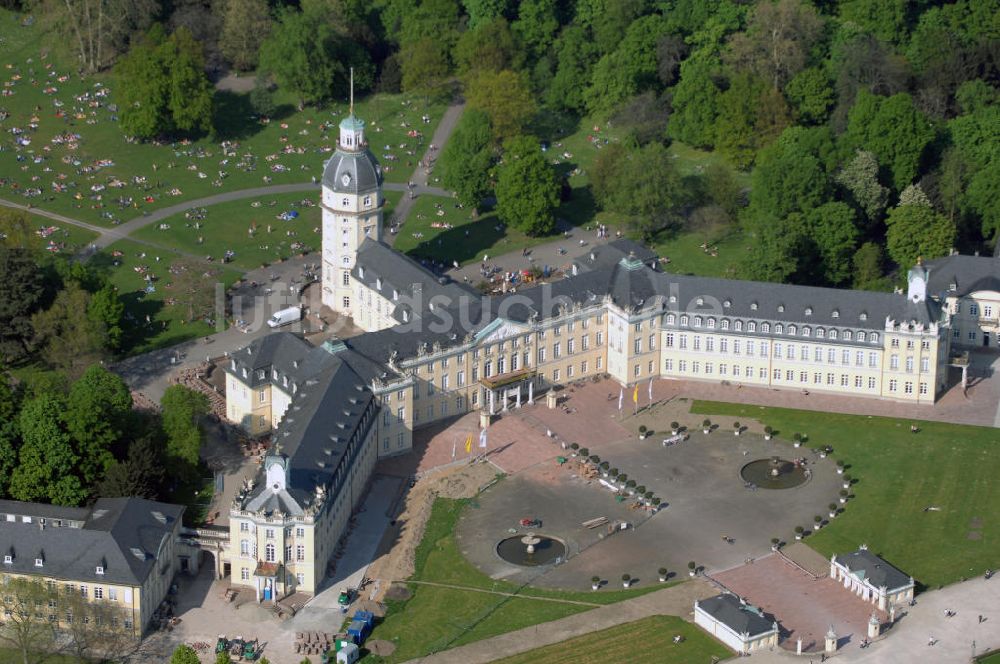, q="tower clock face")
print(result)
[341,172,352,186]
